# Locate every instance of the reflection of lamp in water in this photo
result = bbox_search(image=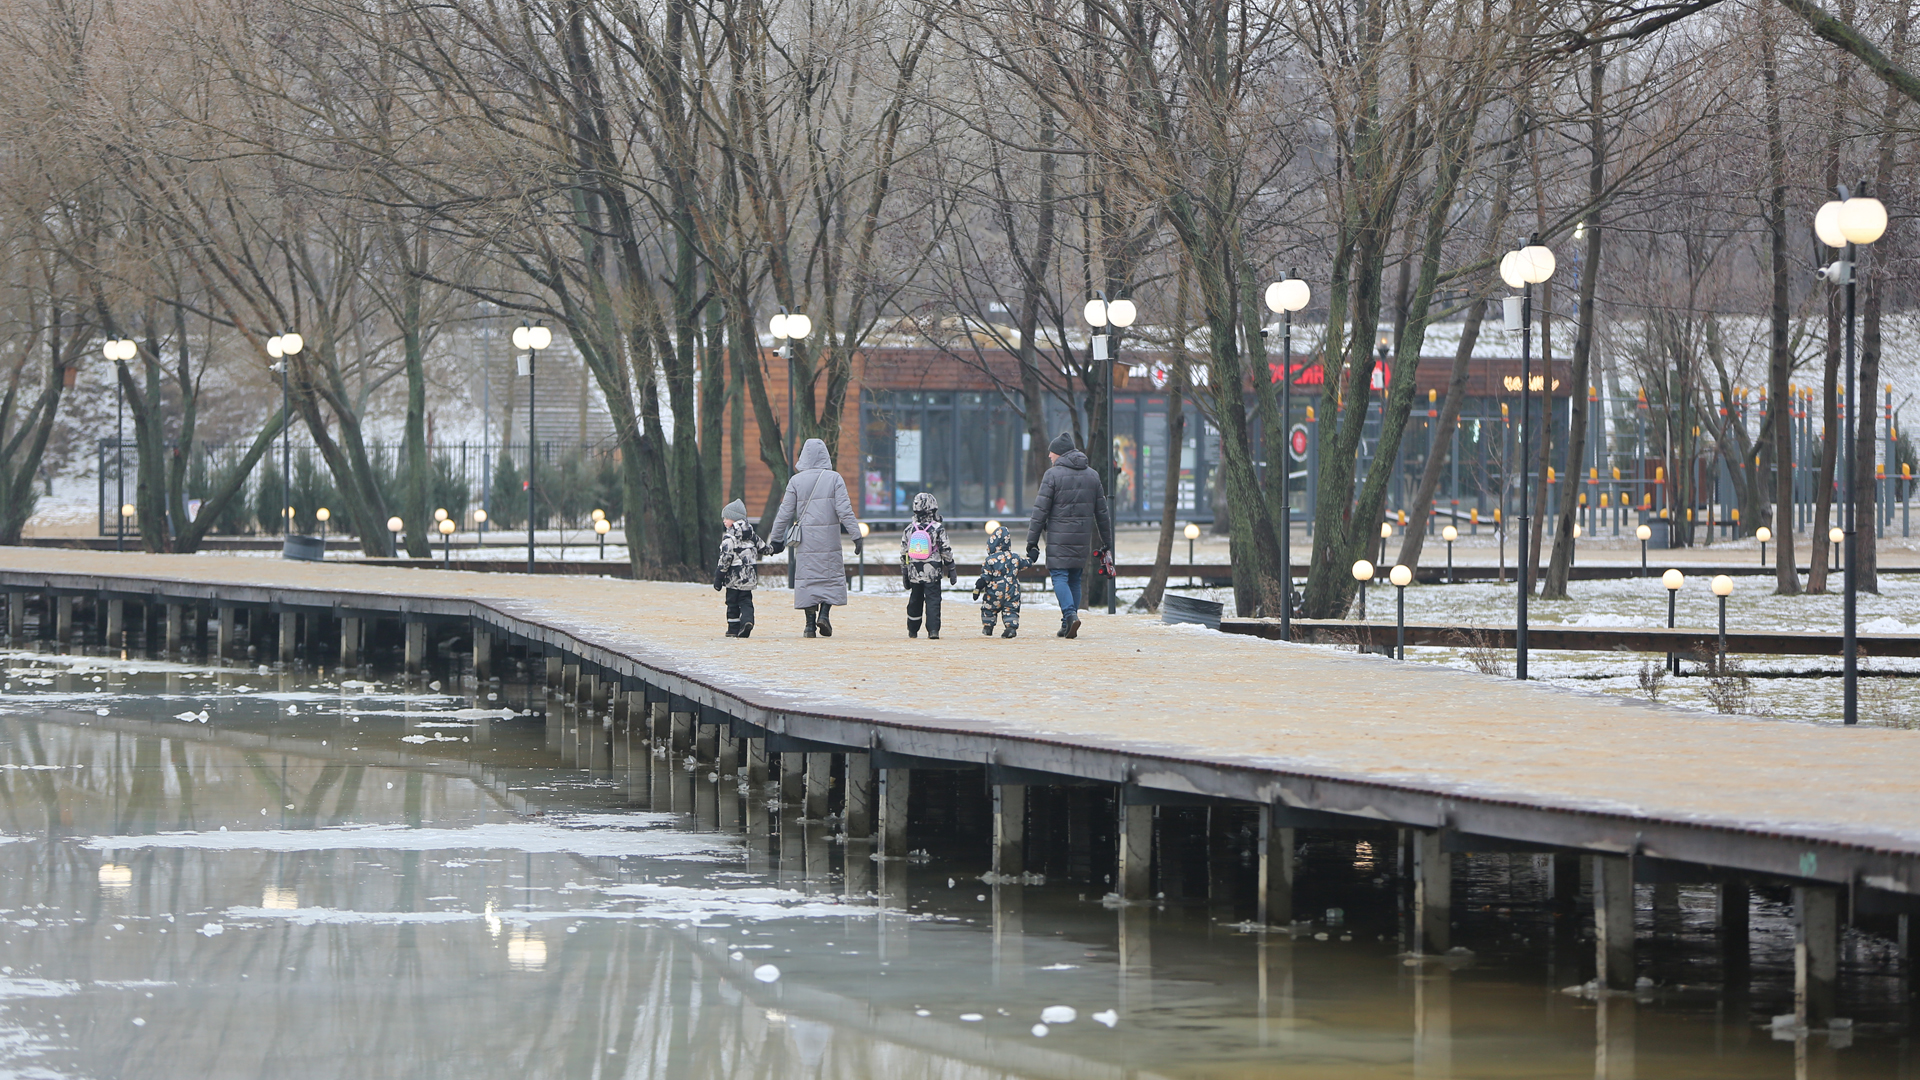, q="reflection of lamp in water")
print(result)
[507,929,547,971]
[98,863,133,891]
[262,886,298,910]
